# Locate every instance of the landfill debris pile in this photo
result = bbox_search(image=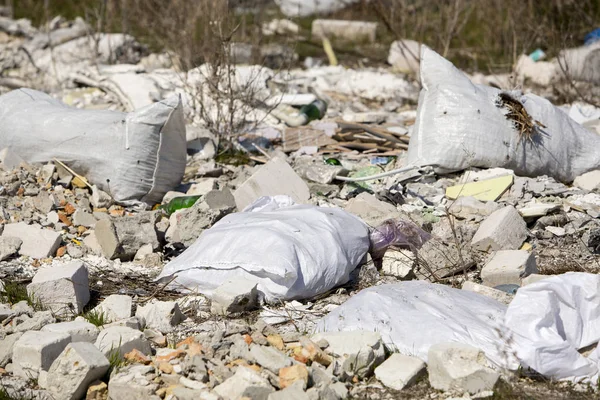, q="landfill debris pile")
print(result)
[1,9,600,400]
